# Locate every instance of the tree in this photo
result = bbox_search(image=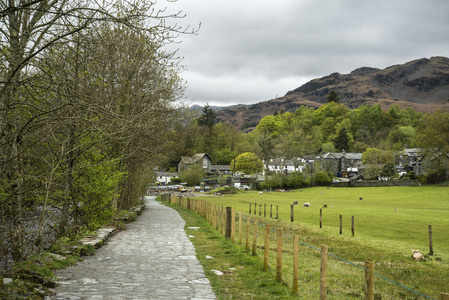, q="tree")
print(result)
[362,148,383,165]
[0,1,193,265]
[179,164,205,186]
[416,110,449,173]
[197,104,217,129]
[333,128,350,152]
[231,152,263,175]
[326,90,340,103]
[380,162,395,178]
